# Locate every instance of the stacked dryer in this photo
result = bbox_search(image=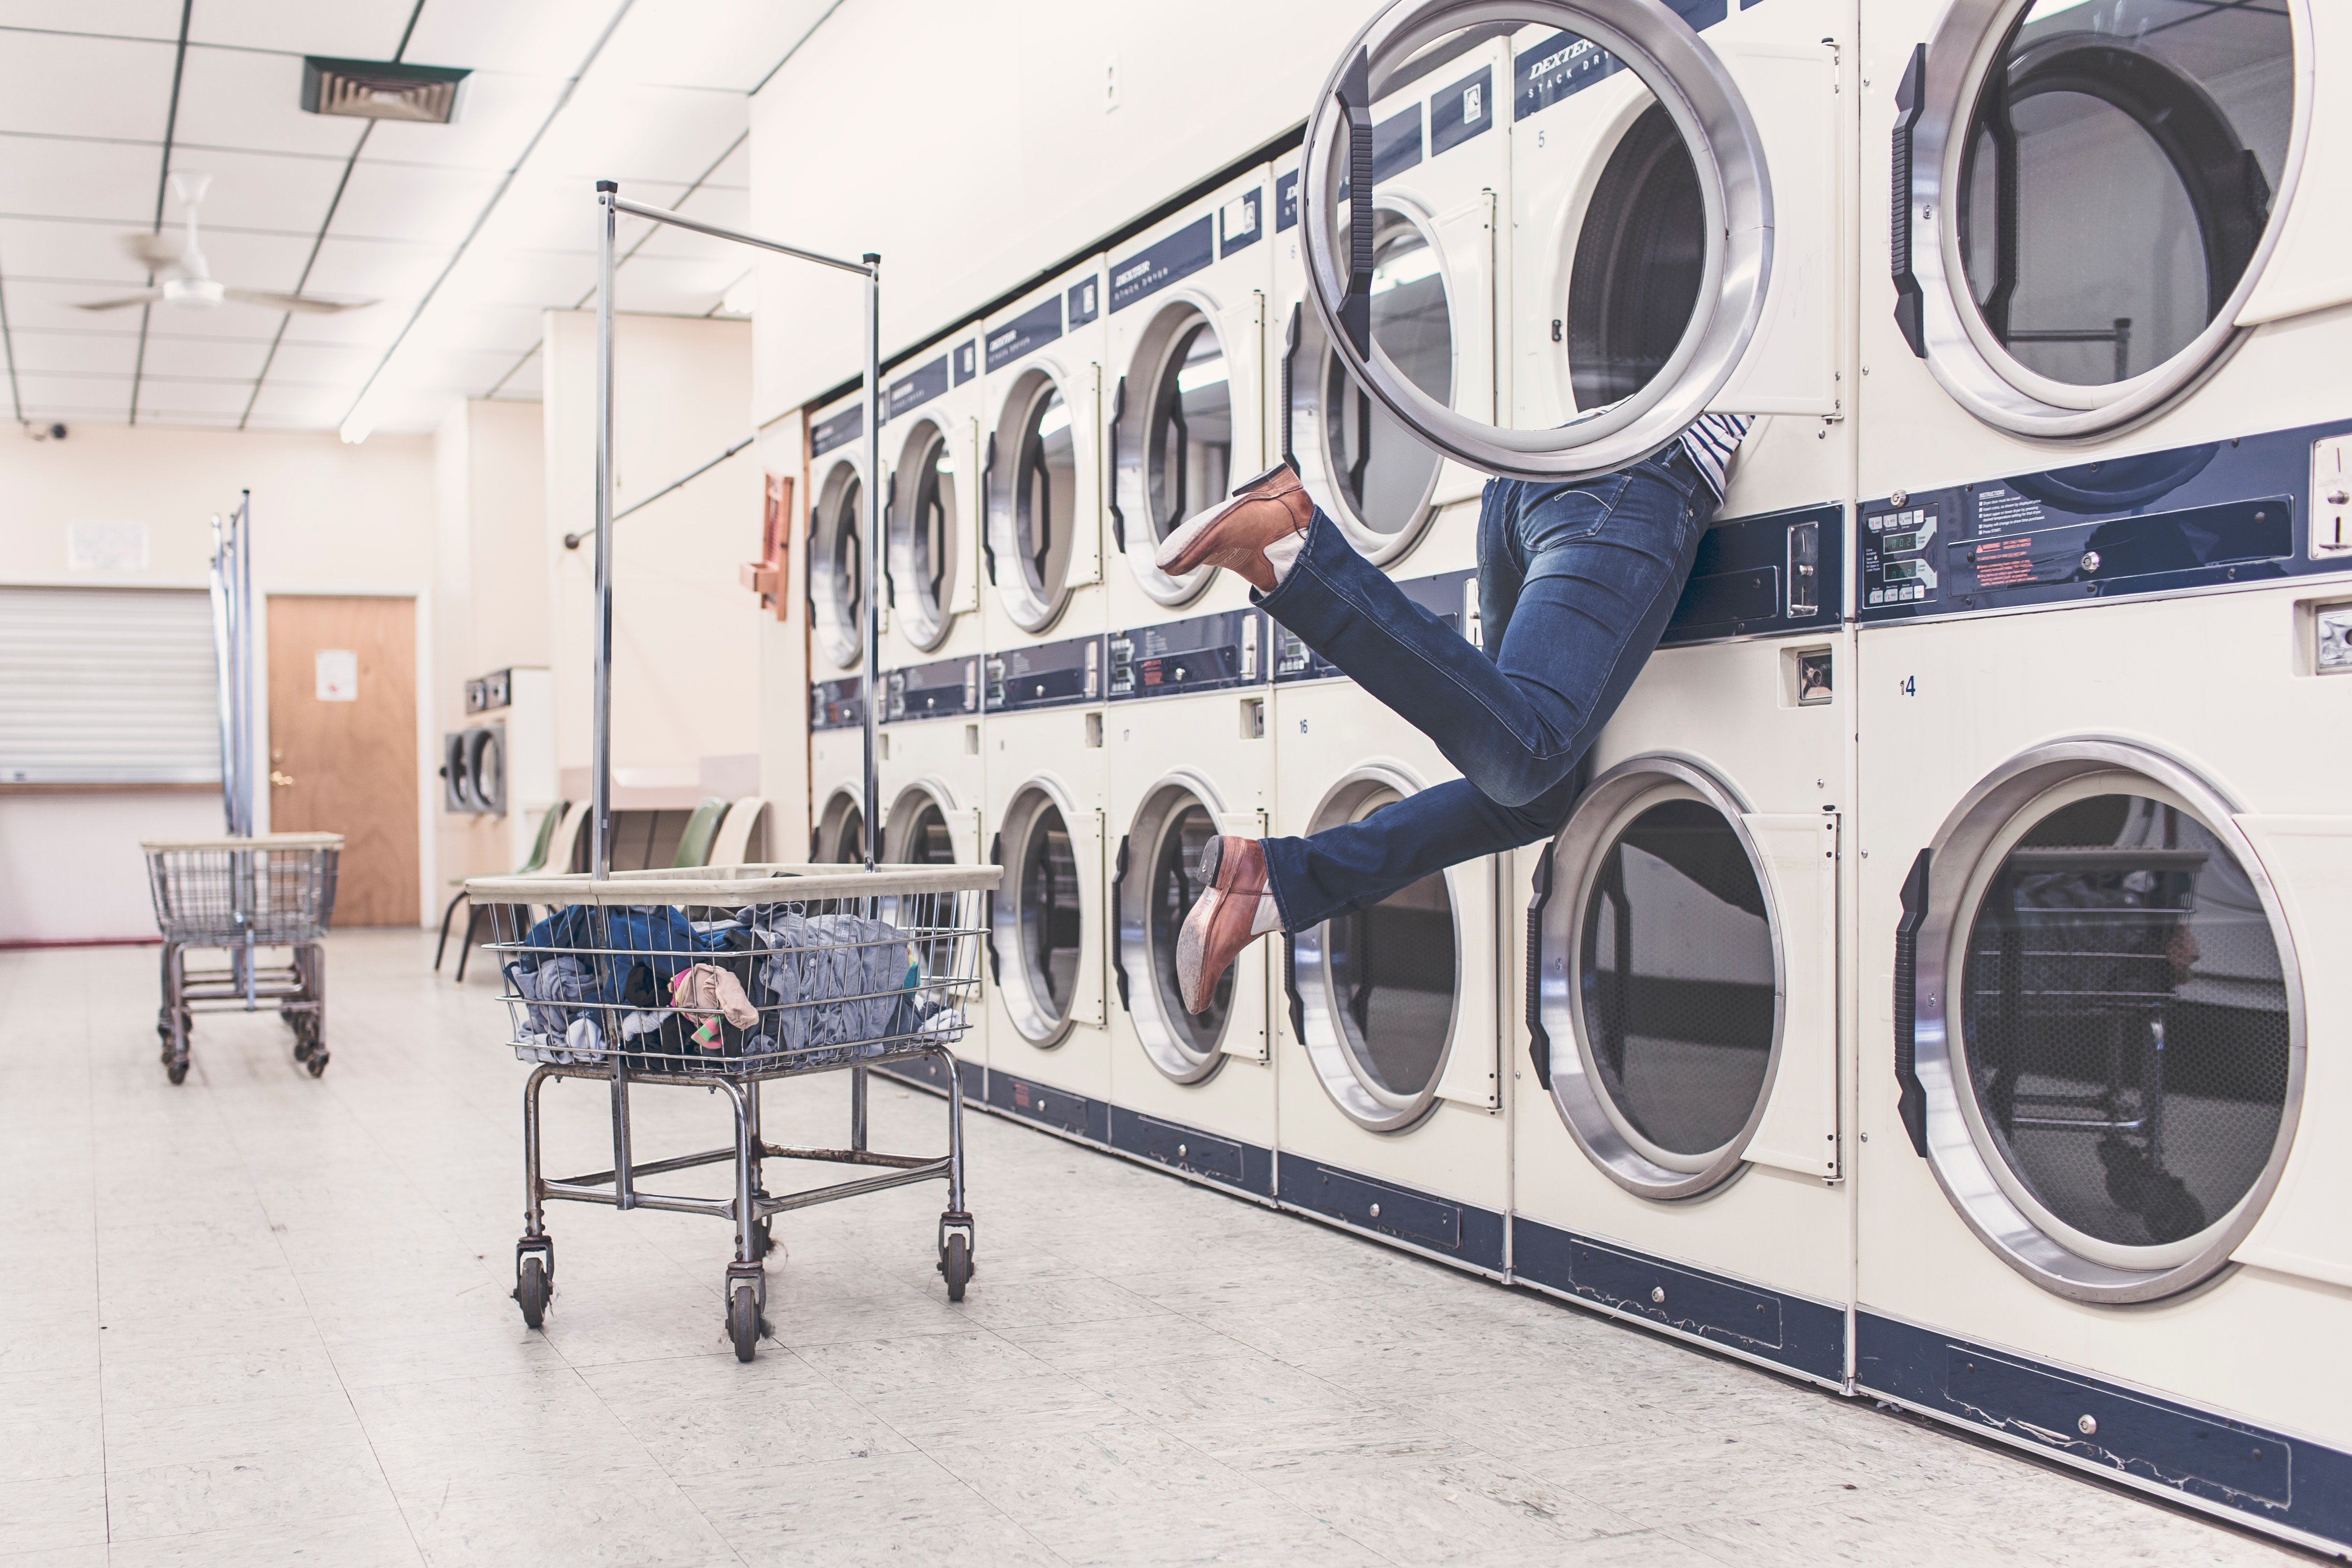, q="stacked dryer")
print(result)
[1851,0,2352,1550]
[978,259,1118,1140]
[1101,166,1281,1198]
[876,330,990,1096]
[1264,29,1520,1274]
[808,387,870,861]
